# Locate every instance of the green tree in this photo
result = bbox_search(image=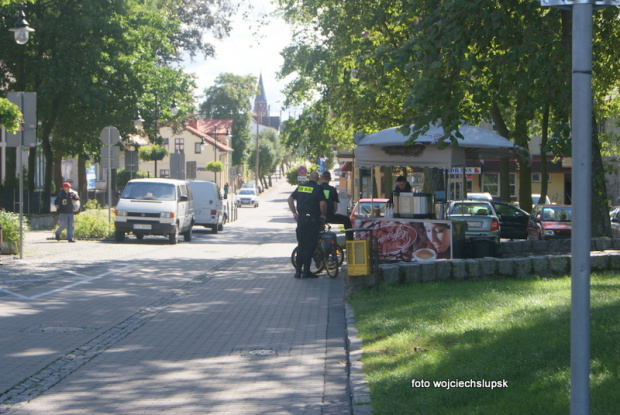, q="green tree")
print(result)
[0,0,232,207]
[200,73,258,166]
